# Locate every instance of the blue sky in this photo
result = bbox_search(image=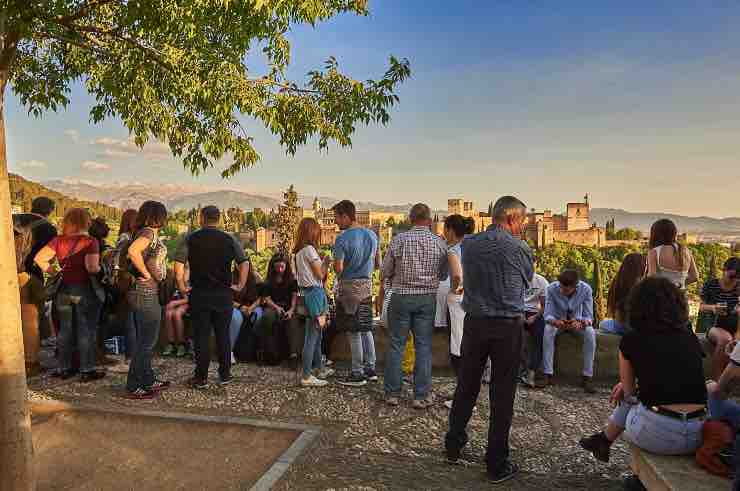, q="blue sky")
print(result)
[6,1,740,217]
